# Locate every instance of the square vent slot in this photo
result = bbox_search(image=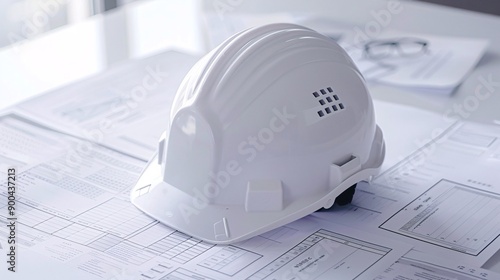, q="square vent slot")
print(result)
[312,87,345,118]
